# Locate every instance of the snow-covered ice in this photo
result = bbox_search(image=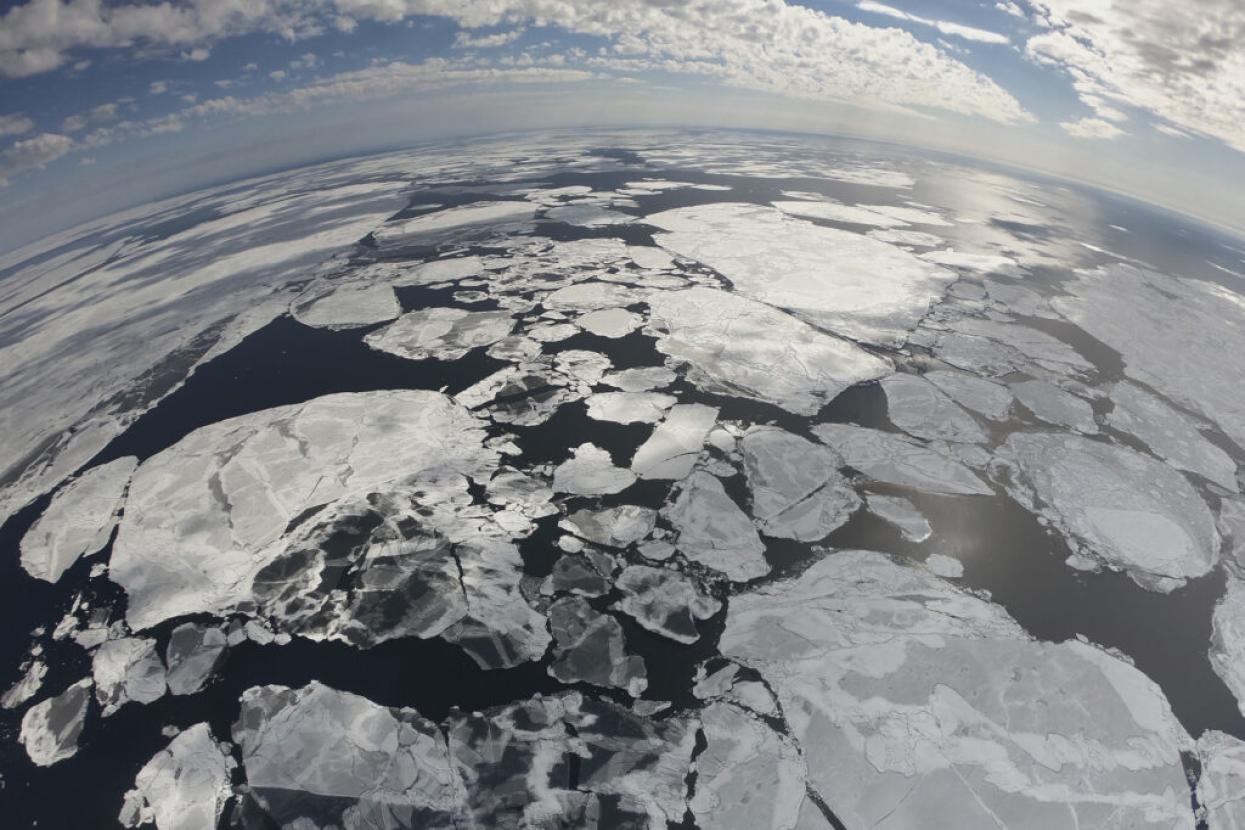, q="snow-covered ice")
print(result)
[364,307,514,361]
[585,391,676,424]
[1011,379,1098,433]
[553,443,636,495]
[615,564,721,644]
[866,494,933,542]
[118,723,235,830]
[881,374,987,443]
[19,679,92,767]
[740,425,859,540]
[631,403,718,479]
[93,636,167,716]
[664,471,769,581]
